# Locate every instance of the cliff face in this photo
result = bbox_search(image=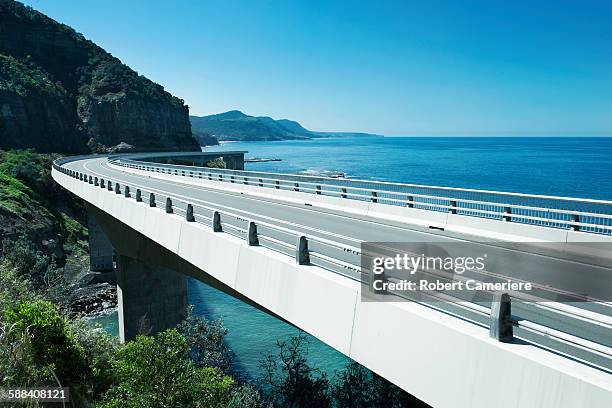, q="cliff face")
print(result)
[0,0,199,153]
[0,54,84,152]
